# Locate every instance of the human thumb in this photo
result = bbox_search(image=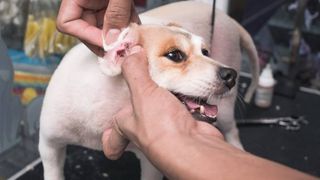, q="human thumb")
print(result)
[121,46,158,97]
